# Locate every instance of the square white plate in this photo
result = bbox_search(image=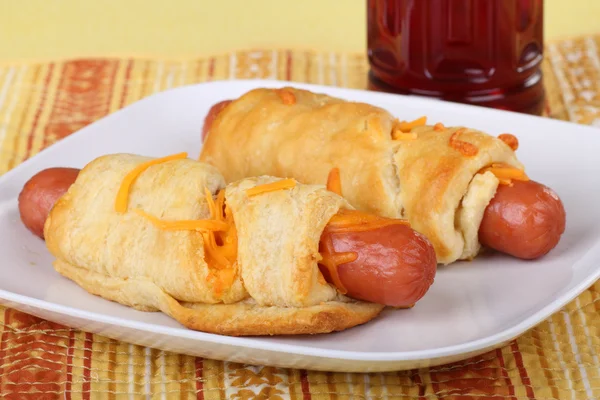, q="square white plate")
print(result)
[0,79,598,373]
